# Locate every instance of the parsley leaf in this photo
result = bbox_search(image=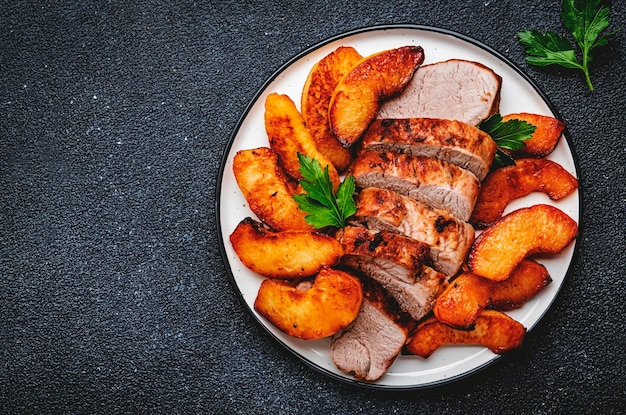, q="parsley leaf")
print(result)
[518,0,617,90]
[518,30,580,69]
[292,153,356,229]
[479,114,537,167]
